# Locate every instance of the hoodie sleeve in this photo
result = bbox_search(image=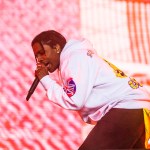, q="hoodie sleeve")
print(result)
[40,51,95,110]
